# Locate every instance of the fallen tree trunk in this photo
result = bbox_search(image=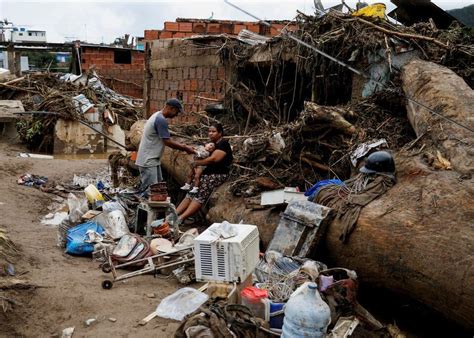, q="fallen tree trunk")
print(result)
[160,61,473,328]
[312,61,474,328]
